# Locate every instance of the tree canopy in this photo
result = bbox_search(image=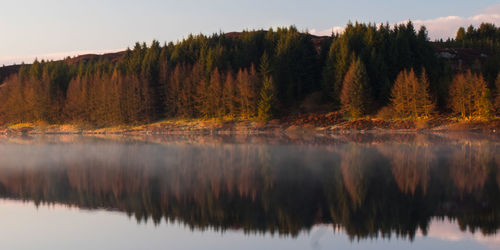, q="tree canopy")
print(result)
[0,22,498,126]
